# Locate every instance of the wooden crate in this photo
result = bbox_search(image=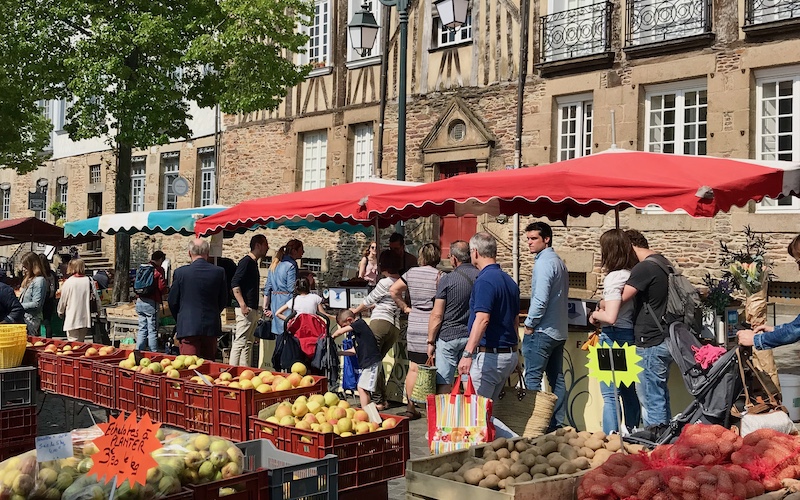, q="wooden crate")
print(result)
[406,440,585,500]
[221,307,236,325]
